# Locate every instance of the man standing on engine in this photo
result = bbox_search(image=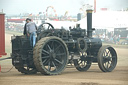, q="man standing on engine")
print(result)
[26,18,37,47]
